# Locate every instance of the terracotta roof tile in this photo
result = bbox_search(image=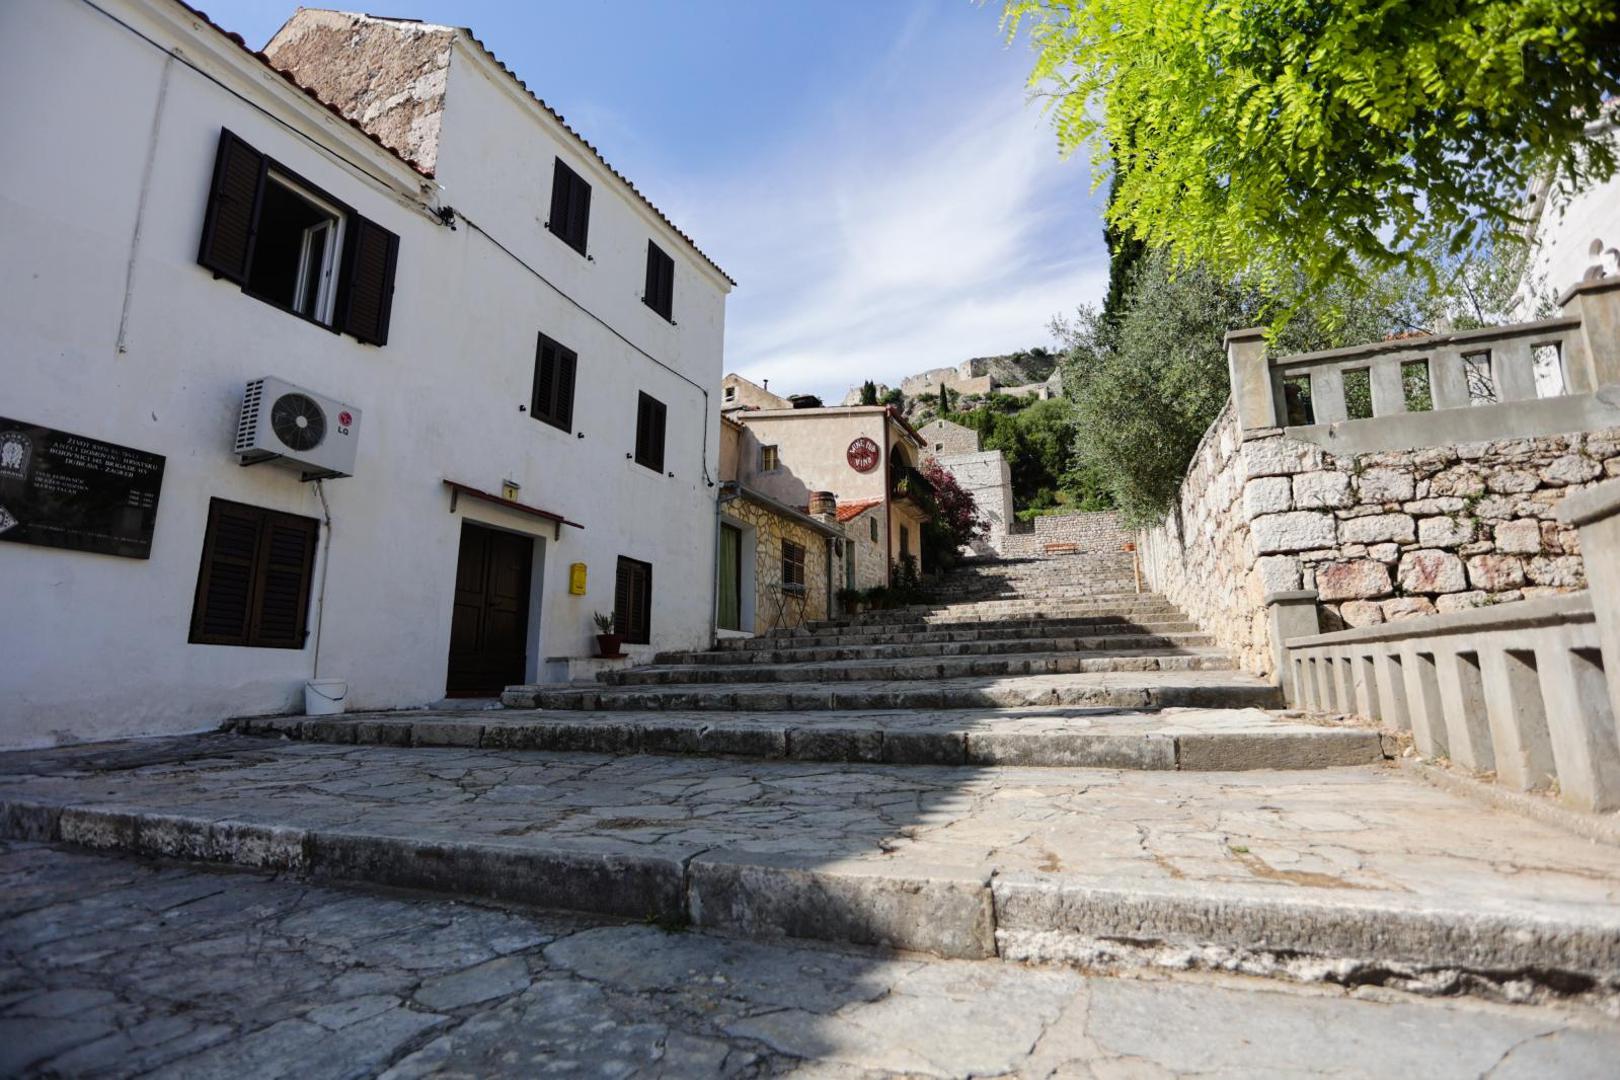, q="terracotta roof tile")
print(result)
[836,498,883,523]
